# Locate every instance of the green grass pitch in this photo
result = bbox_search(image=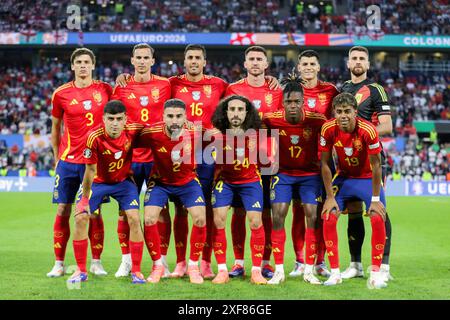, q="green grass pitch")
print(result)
[0,193,449,300]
